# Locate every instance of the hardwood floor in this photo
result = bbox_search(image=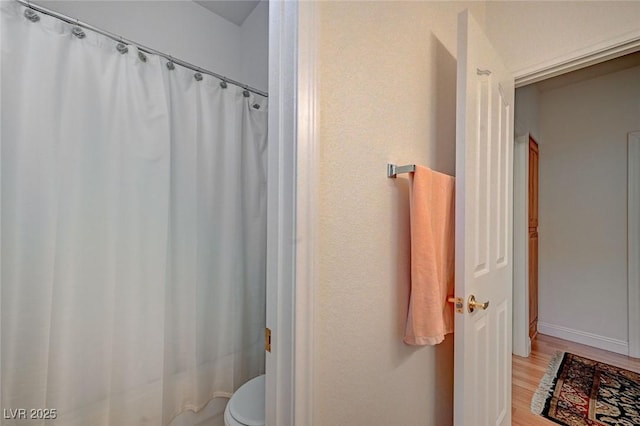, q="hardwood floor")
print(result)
[512,334,640,426]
